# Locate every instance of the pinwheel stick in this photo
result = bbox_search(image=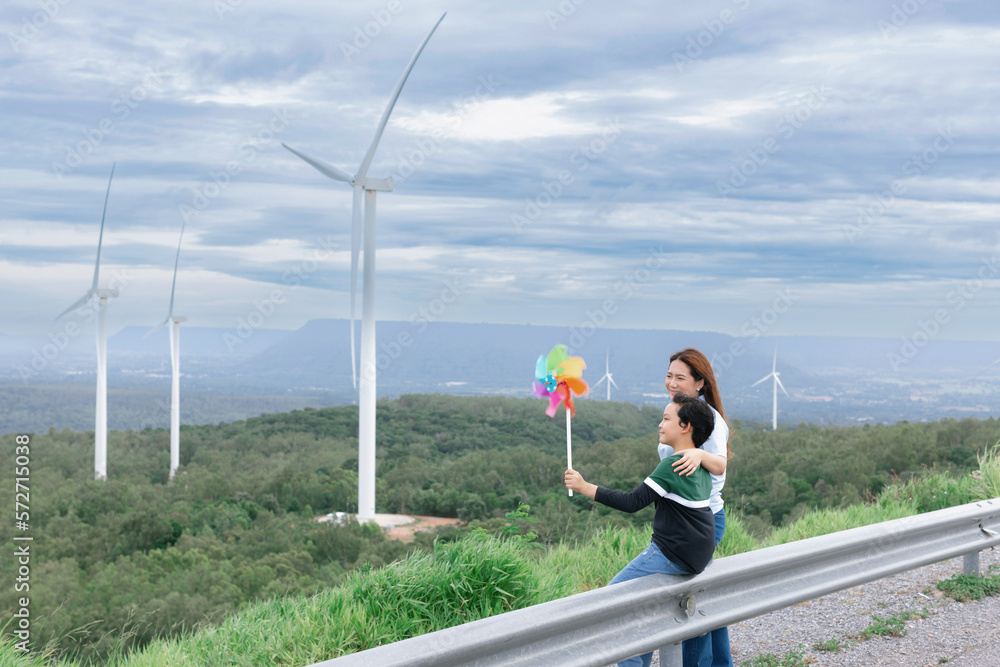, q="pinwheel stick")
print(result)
[566,408,573,497]
[532,344,586,497]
